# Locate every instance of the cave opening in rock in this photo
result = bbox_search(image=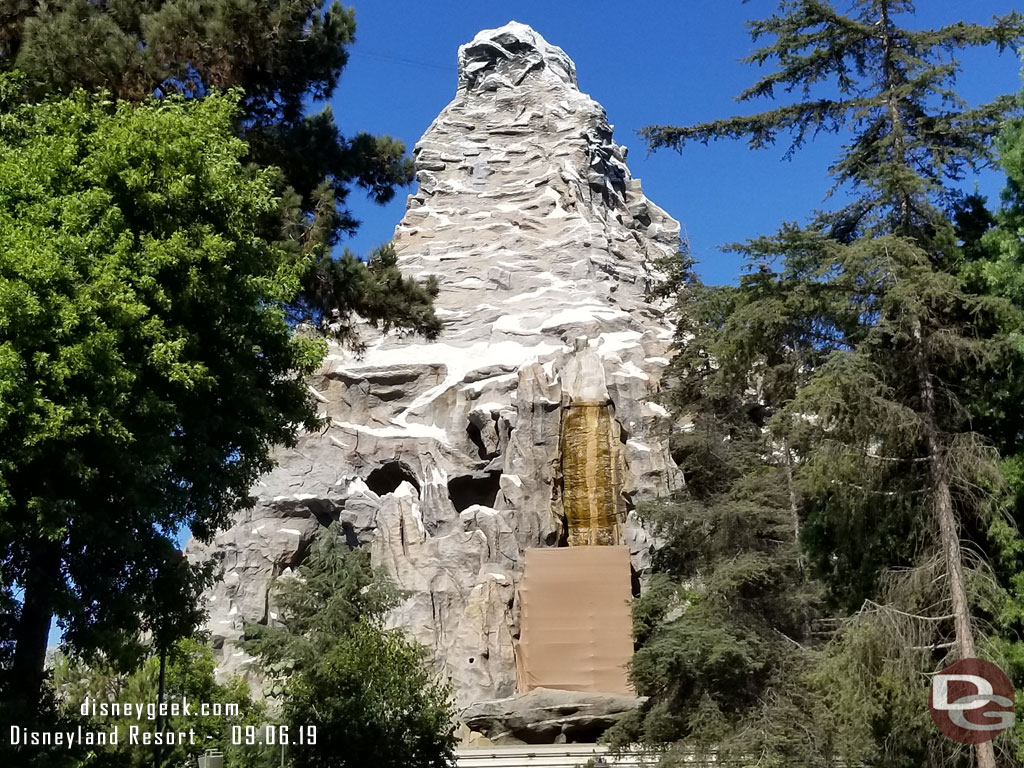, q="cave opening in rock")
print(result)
[365,461,420,496]
[340,520,361,549]
[447,471,502,512]
[466,421,491,460]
